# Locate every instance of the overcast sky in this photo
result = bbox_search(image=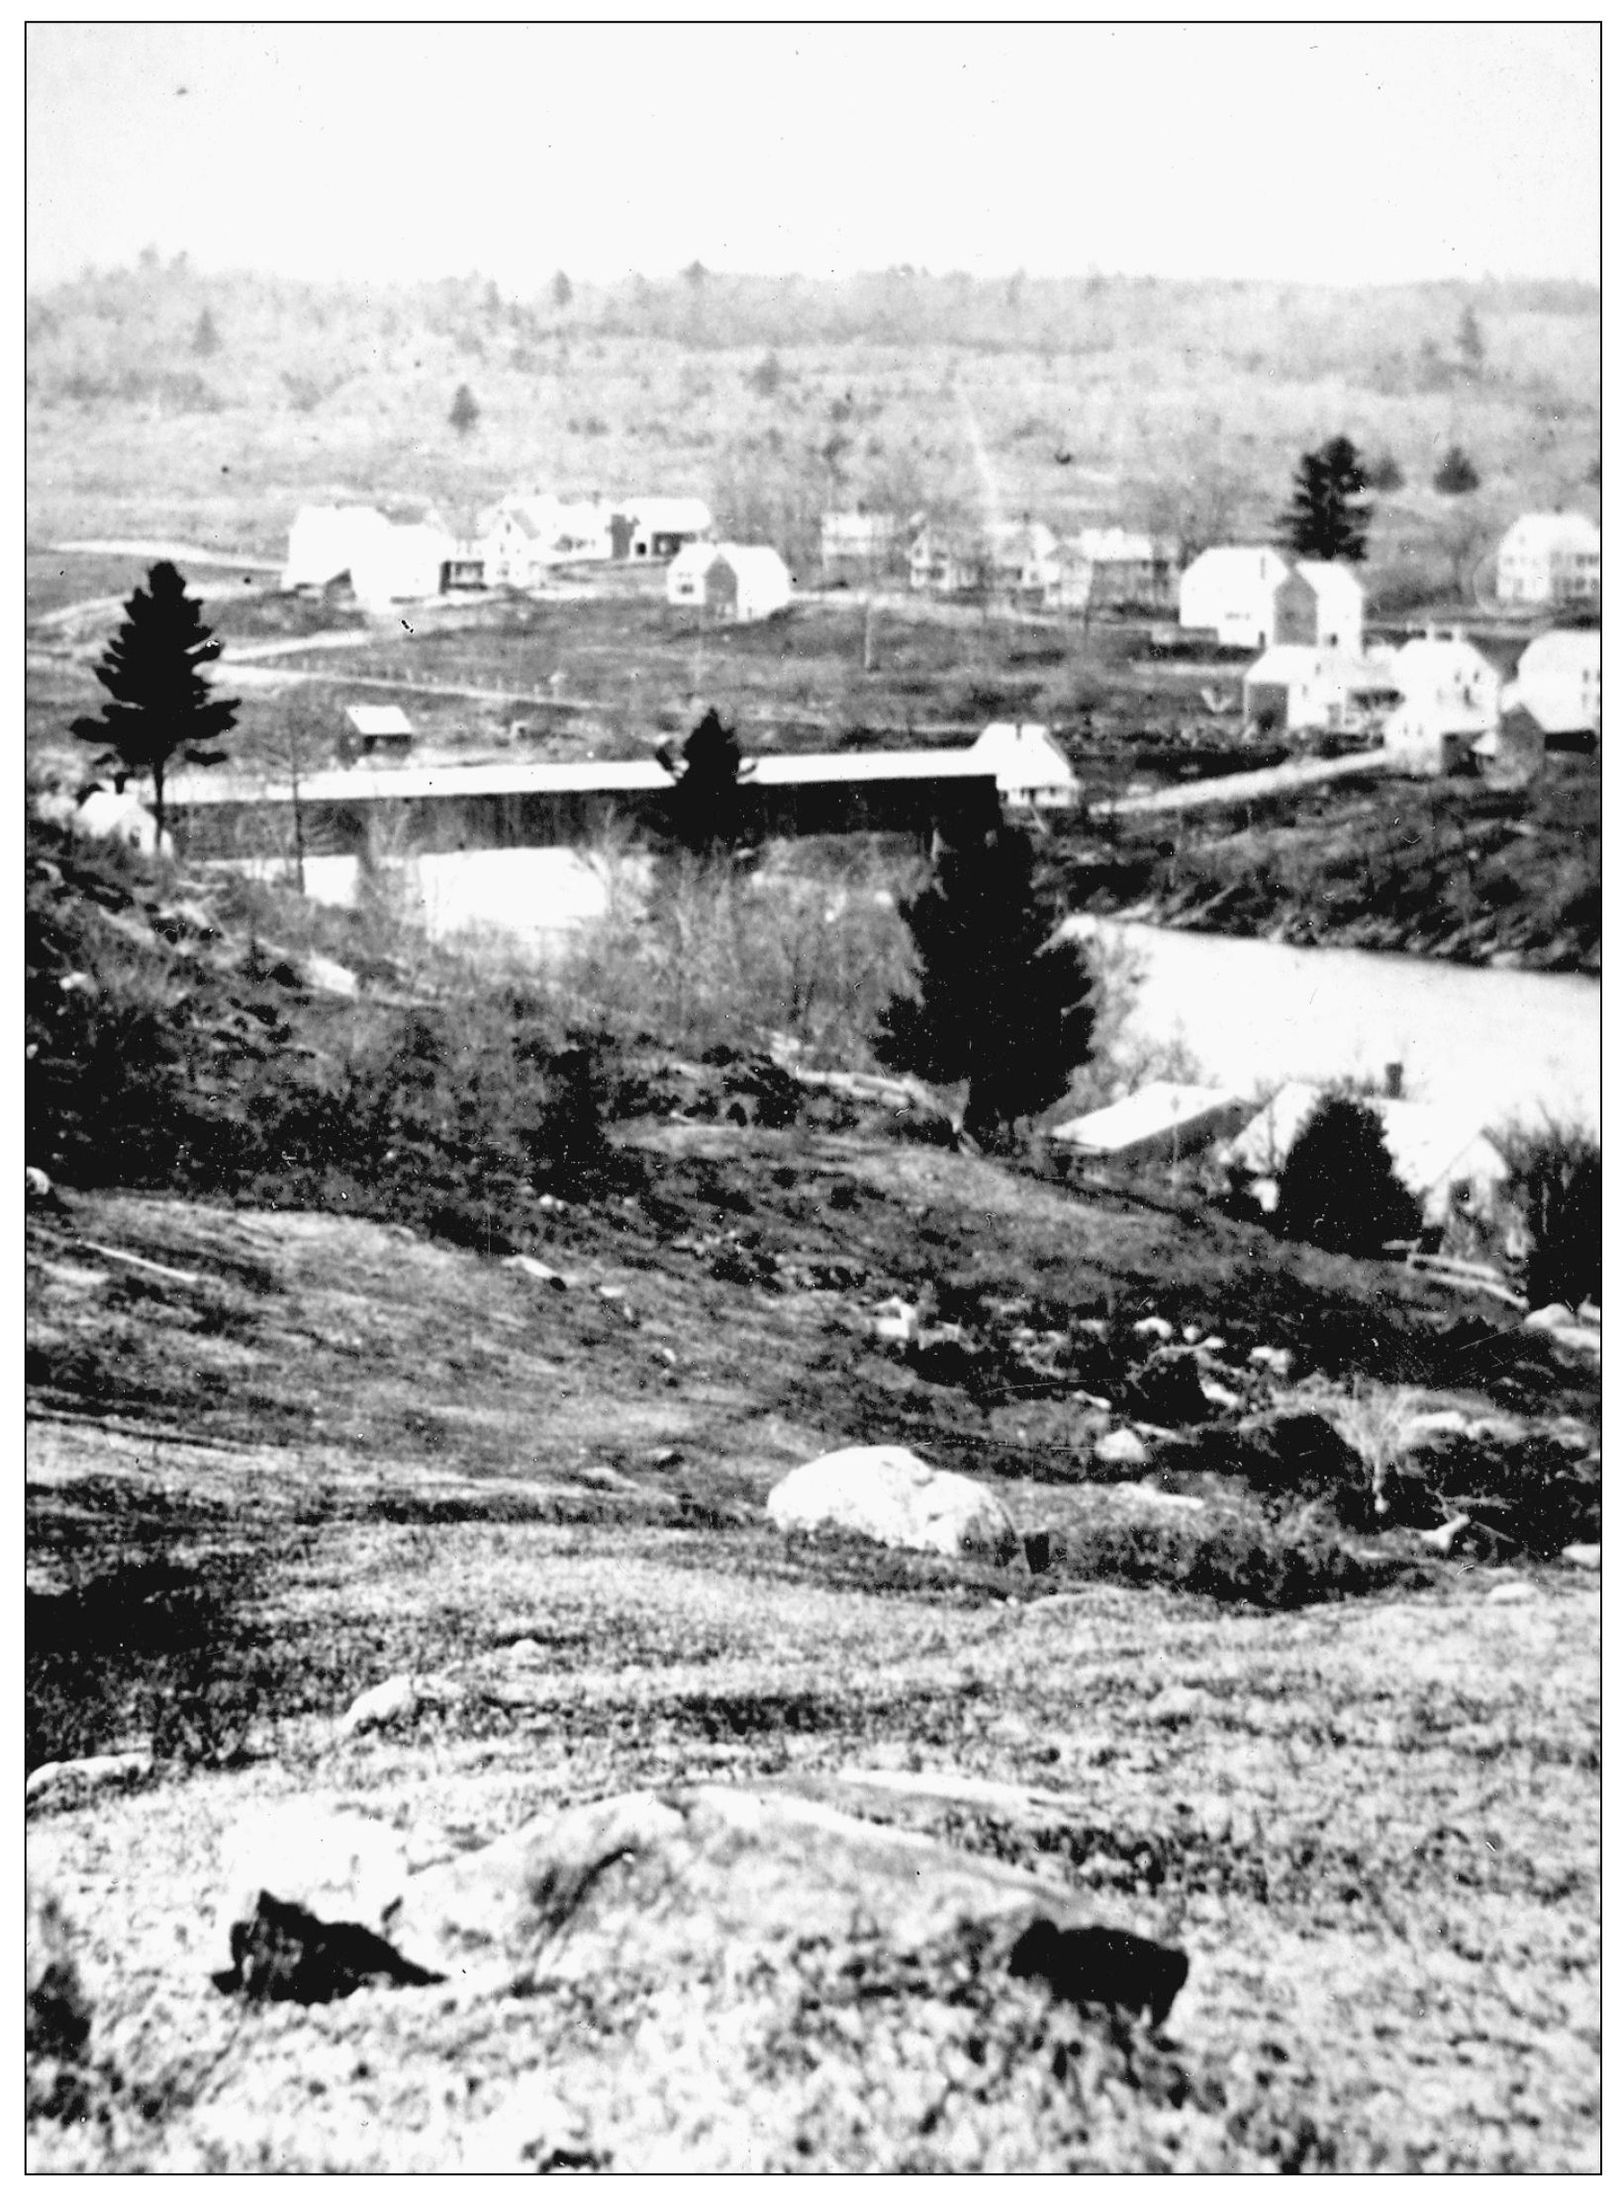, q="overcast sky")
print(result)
[27,22,1600,291]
